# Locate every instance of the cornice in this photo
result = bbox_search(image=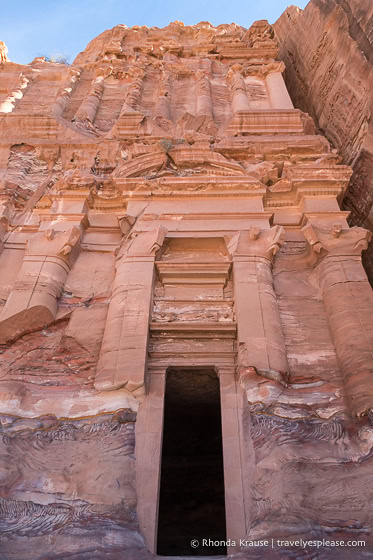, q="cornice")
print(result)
[300,212,351,227]
[218,46,279,60]
[114,175,266,198]
[156,261,231,285]
[151,212,274,221]
[150,321,237,338]
[222,109,306,136]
